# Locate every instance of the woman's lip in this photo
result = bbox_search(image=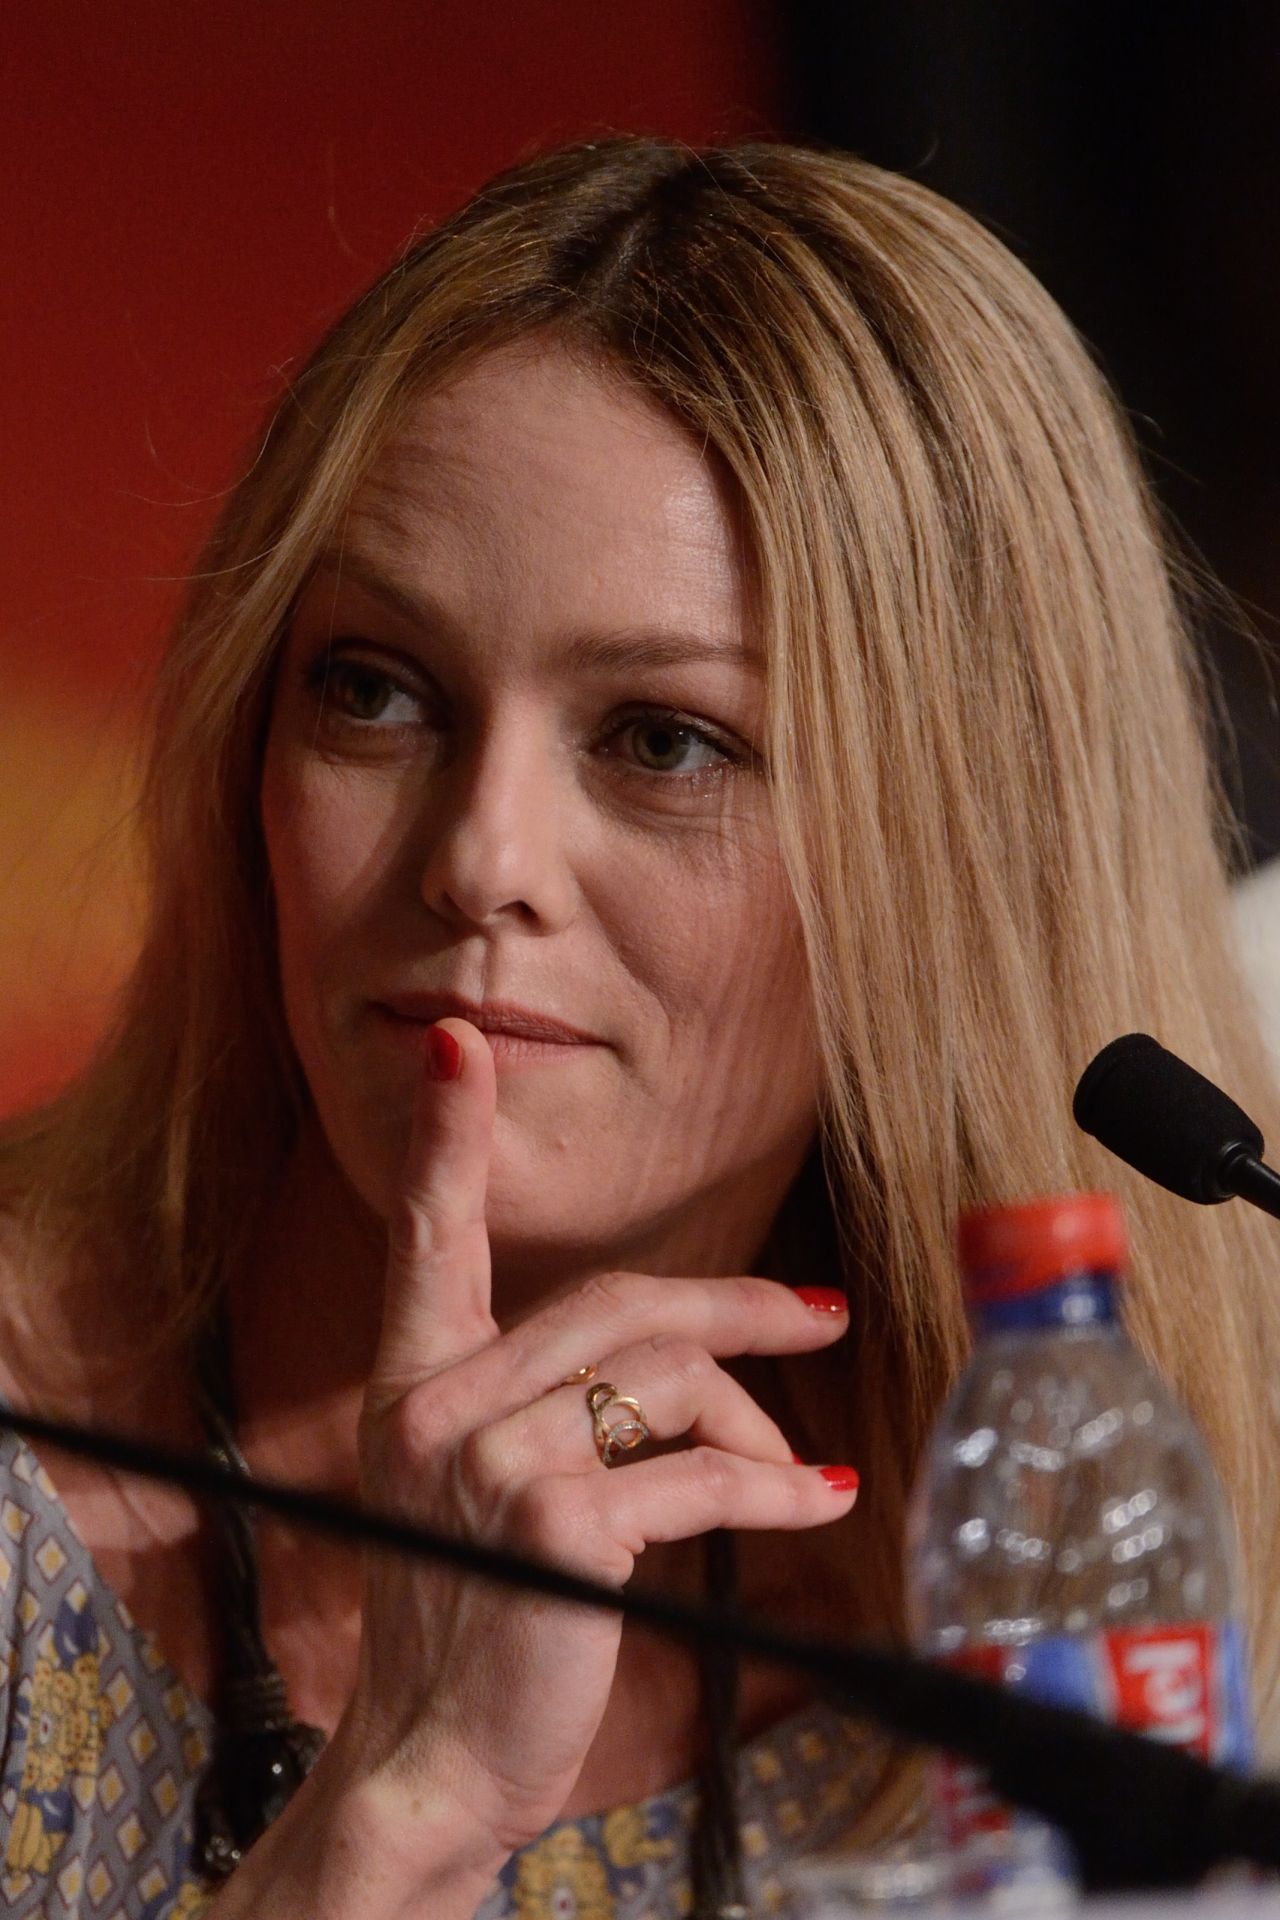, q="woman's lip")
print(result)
[375,994,602,1047]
